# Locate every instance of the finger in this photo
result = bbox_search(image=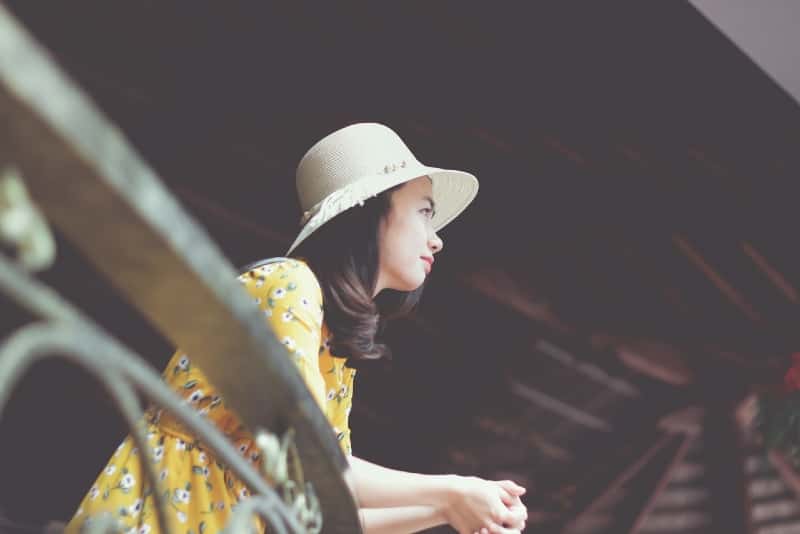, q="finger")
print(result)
[502,504,529,527]
[498,488,515,506]
[492,506,517,527]
[487,522,517,534]
[497,479,526,495]
[502,494,527,510]
[509,502,528,519]
[504,506,526,529]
